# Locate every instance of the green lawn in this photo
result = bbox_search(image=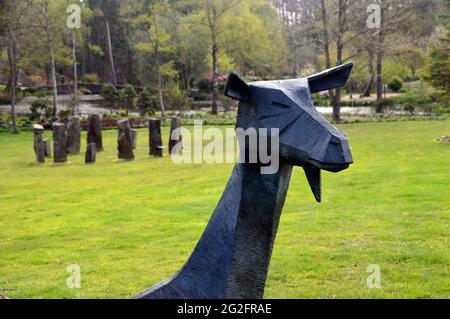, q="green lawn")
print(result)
[0,120,449,299]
